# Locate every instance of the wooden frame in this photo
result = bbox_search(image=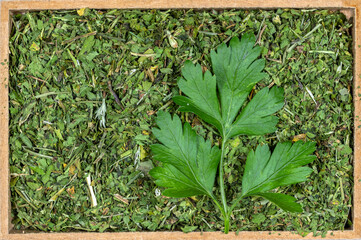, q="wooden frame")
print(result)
[0,0,360,239]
